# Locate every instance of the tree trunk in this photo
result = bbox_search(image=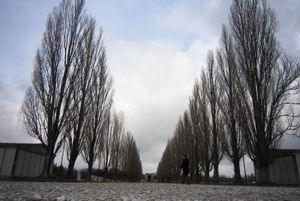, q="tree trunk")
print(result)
[43,151,55,177]
[204,162,210,183]
[213,161,219,183]
[195,168,199,184]
[256,163,270,184]
[42,153,50,177]
[87,161,93,180]
[233,156,242,184]
[85,140,96,181]
[231,129,242,184]
[212,124,219,183]
[195,166,202,183]
[67,147,79,178]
